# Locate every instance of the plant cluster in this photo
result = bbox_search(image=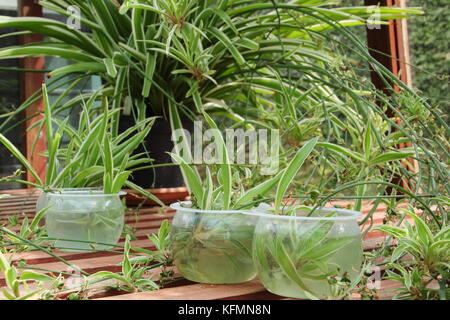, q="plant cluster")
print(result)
[375,205,449,300]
